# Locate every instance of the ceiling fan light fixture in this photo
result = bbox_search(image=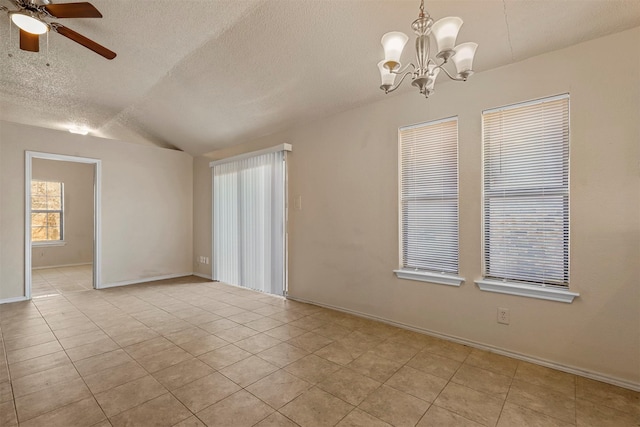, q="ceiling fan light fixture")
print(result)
[10,12,49,35]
